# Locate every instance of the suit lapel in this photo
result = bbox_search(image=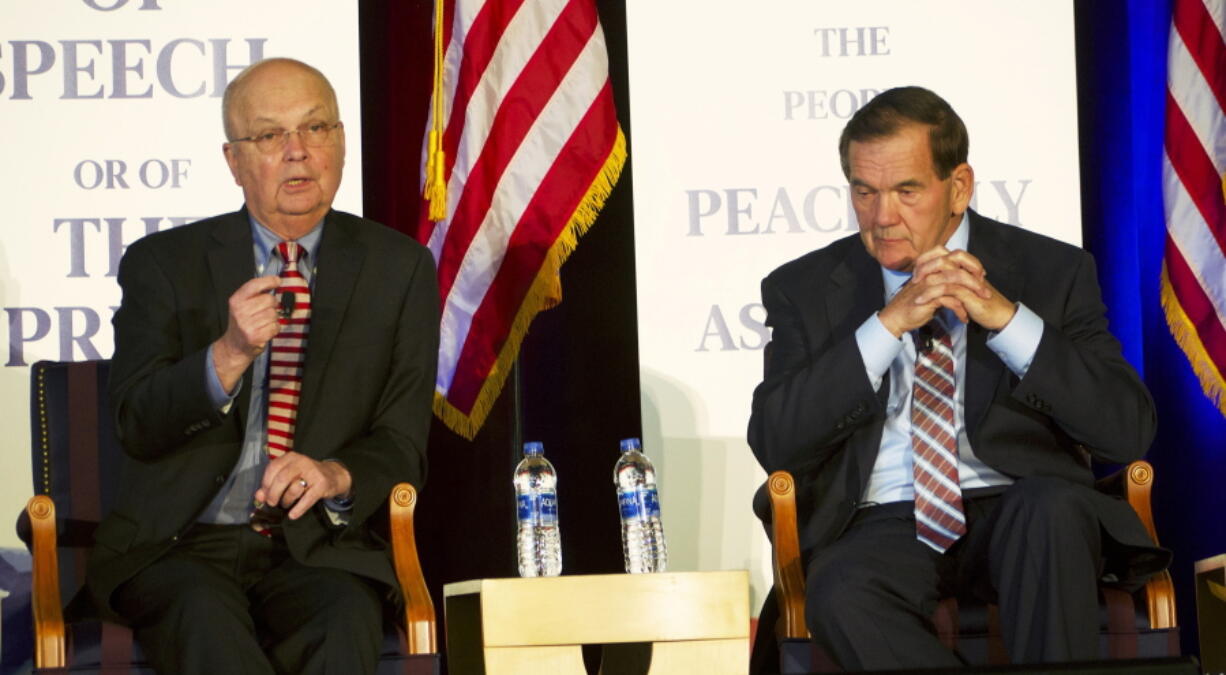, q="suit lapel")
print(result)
[964,211,1022,436]
[207,210,256,431]
[827,242,890,495]
[825,241,884,335]
[296,212,365,453]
